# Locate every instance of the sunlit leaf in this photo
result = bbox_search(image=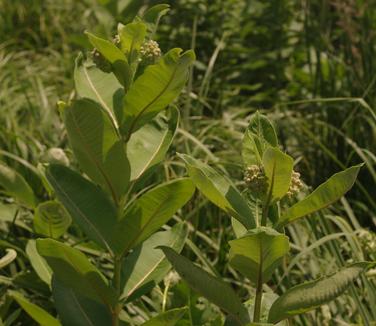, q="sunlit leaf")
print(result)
[127,107,179,181]
[118,21,147,64]
[262,147,293,203]
[46,164,119,253]
[36,239,116,306]
[121,223,188,300]
[278,164,362,228]
[26,240,52,285]
[116,179,194,255]
[179,154,255,229]
[120,48,194,138]
[9,290,61,326]
[229,227,289,284]
[74,54,123,127]
[65,98,130,202]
